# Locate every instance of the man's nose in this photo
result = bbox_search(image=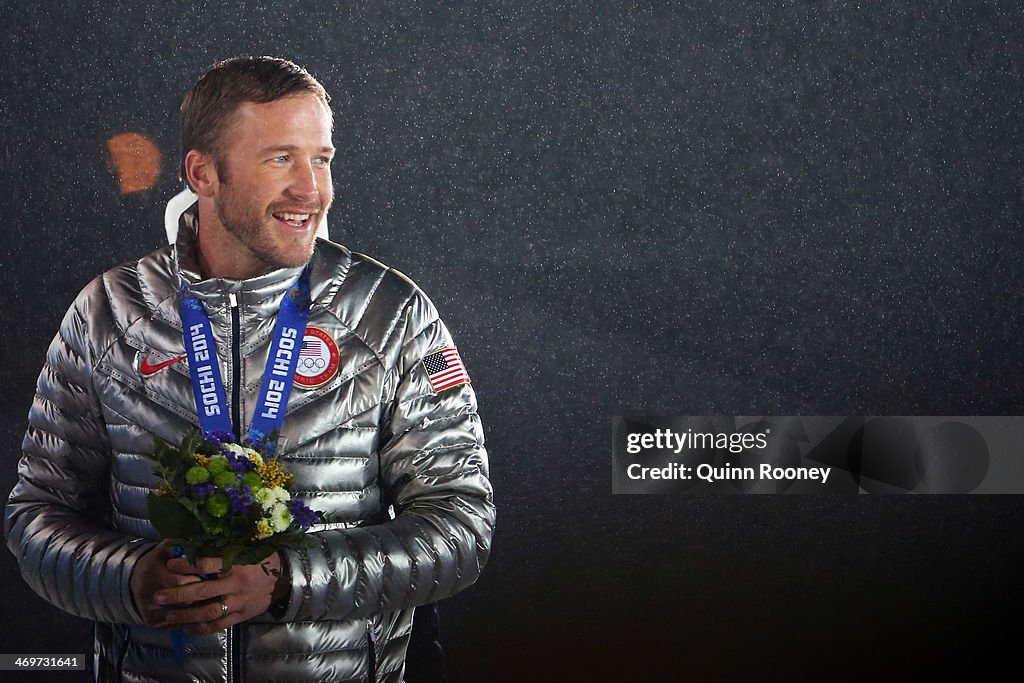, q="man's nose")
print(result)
[288,161,319,200]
